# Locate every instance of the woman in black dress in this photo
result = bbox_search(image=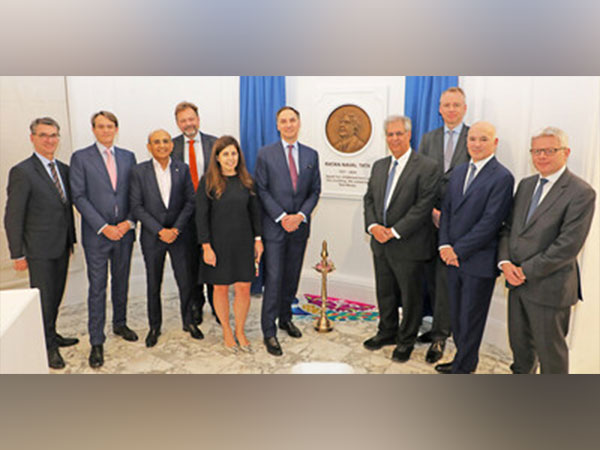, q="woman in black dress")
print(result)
[196,136,263,352]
